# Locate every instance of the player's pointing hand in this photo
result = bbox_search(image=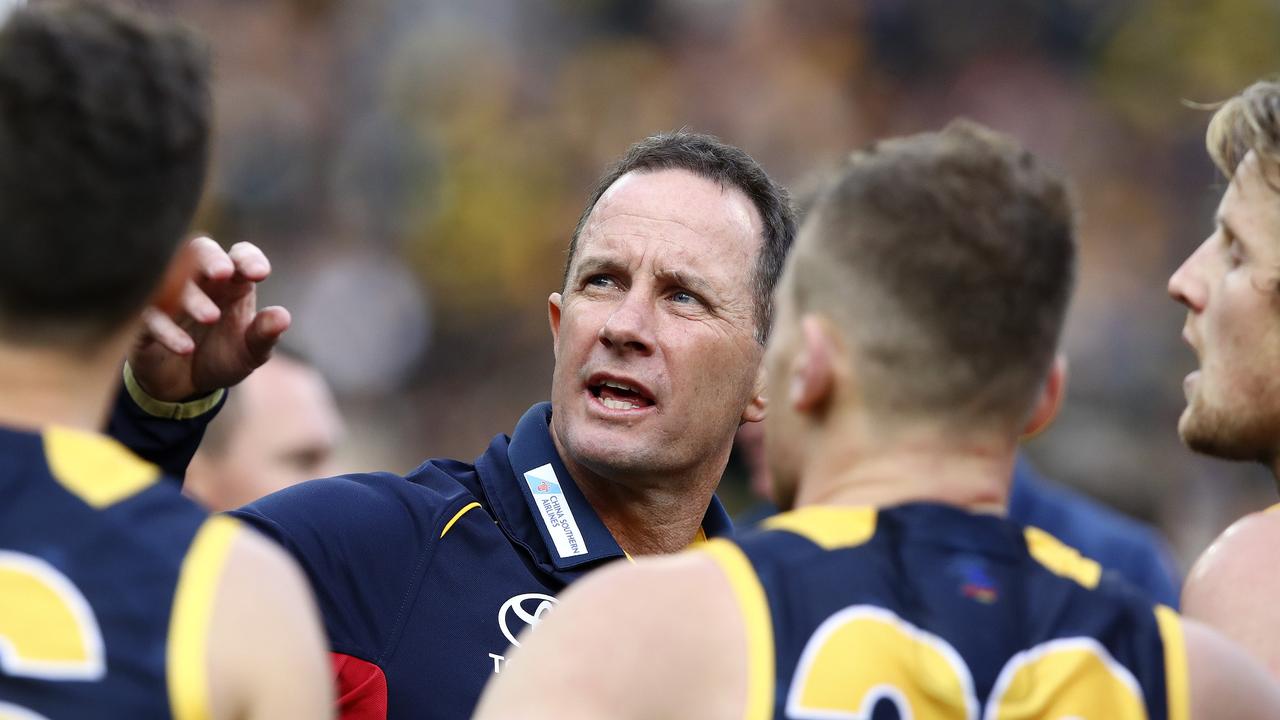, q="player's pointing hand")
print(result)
[129,236,291,401]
